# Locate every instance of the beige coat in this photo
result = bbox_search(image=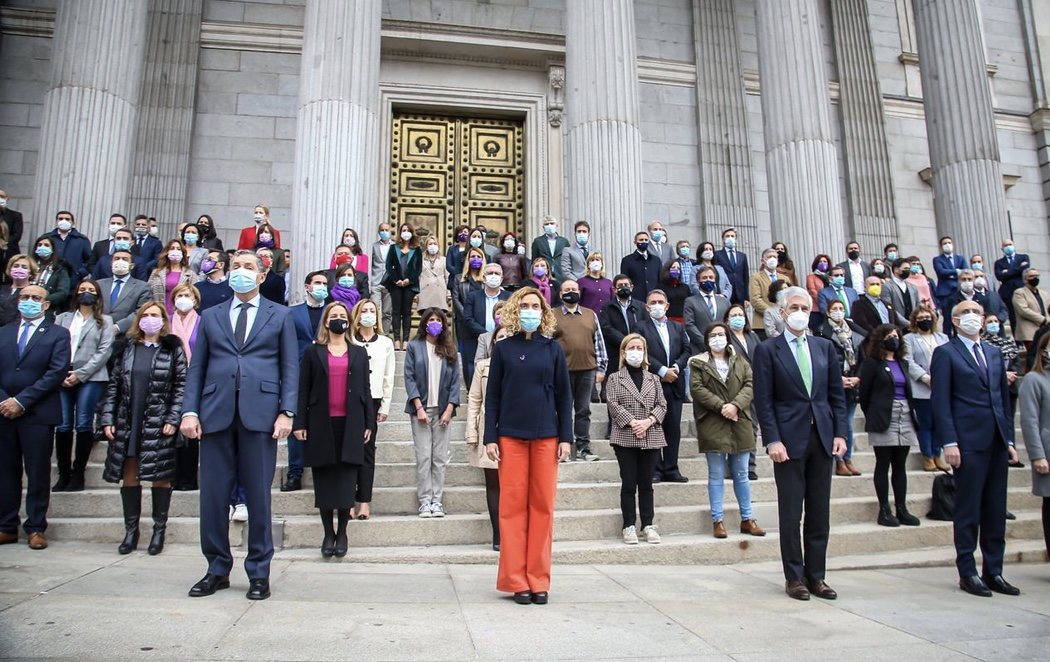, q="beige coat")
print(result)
[1012,285,1049,341]
[417,254,449,310]
[466,358,498,469]
[748,270,792,329]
